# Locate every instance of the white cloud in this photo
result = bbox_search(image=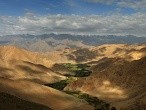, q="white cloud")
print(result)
[83,0,116,4]
[117,0,146,10]
[83,0,146,10]
[0,13,146,36]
